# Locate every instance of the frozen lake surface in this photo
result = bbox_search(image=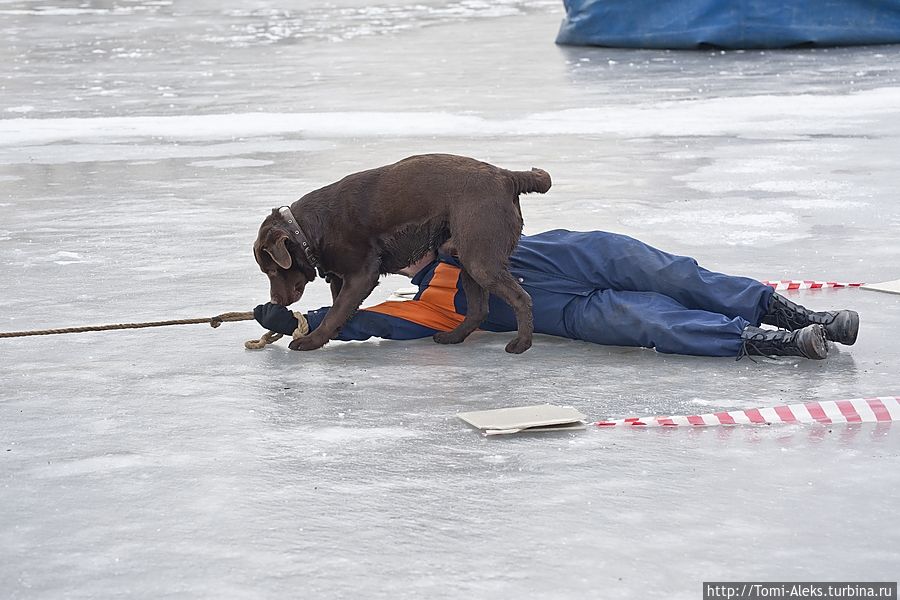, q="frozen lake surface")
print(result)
[2,1,899,598]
